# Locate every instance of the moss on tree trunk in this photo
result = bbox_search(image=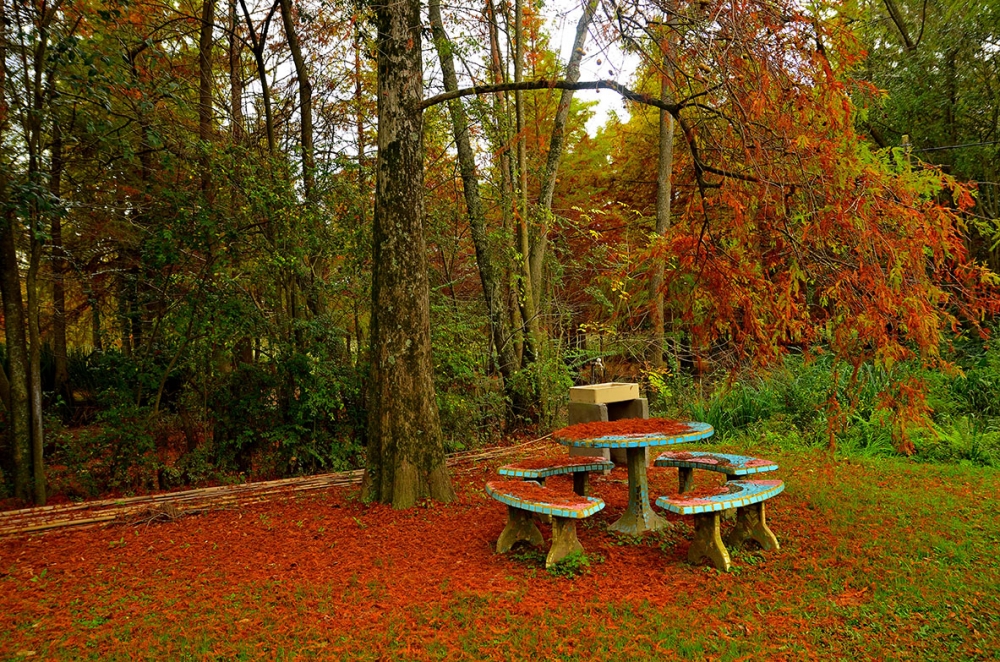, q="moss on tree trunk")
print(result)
[362,0,454,509]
